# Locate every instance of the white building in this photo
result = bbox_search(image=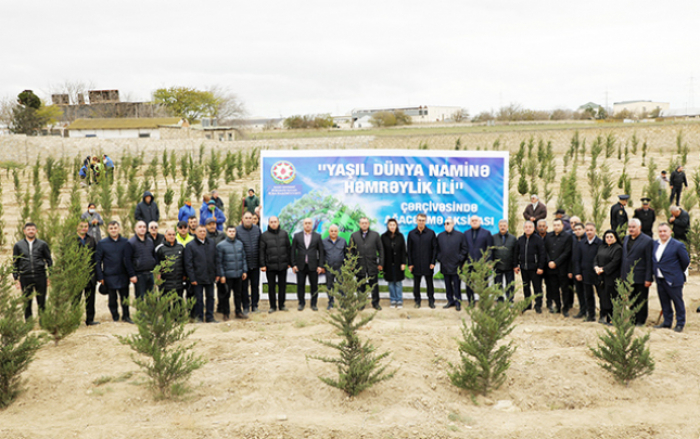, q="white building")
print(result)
[612,100,669,117]
[351,105,462,124]
[67,117,181,139]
